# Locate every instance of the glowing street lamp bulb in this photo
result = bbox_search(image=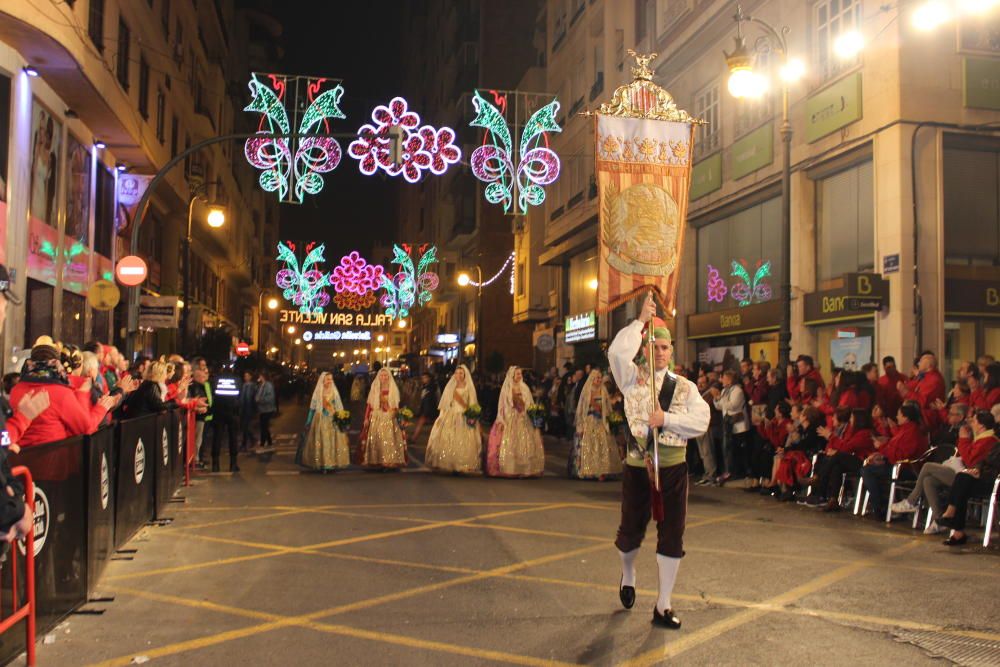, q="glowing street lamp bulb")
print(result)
[374,347,381,354]
[457,272,471,287]
[206,207,226,228]
[266,297,279,310]
[780,58,806,83]
[833,31,864,59]
[397,319,407,329]
[294,338,302,345]
[587,278,599,291]
[377,334,385,342]
[353,349,359,355]
[269,346,278,353]
[176,299,184,308]
[287,325,296,334]
[306,343,313,350]
[912,1,951,31]
[728,66,767,99]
